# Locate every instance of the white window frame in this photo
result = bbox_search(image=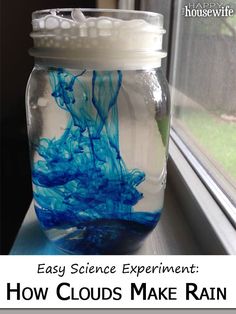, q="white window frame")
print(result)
[169,133,236,254]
